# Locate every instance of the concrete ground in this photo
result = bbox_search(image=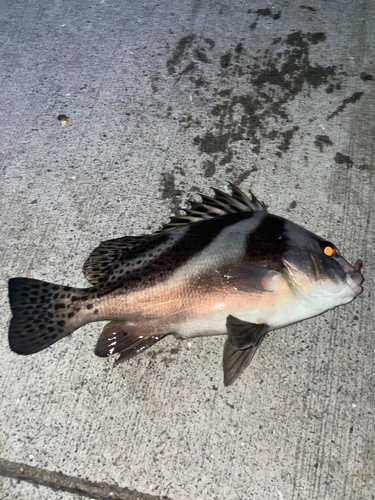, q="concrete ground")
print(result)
[1,0,374,499]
